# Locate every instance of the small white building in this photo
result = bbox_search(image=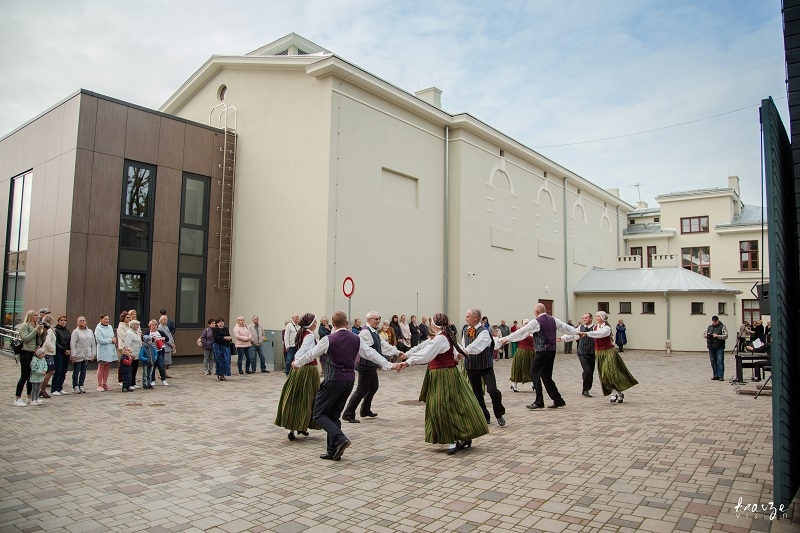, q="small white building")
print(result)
[574,267,741,351]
